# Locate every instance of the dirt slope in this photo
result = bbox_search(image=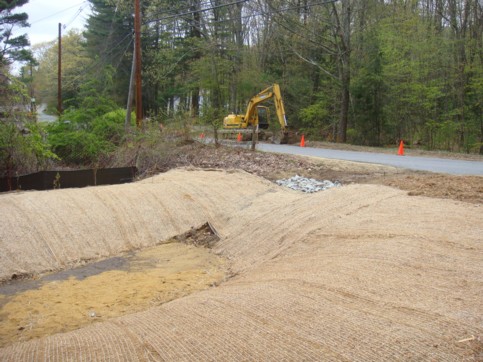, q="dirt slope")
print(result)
[0,169,268,282]
[1,169,482,360]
